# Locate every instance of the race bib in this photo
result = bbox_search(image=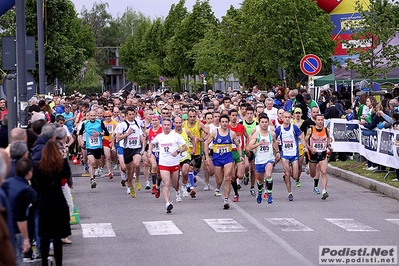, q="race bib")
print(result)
[106,125,113,134]
[127,137,139,148]
[153,151,160,158]
[216,146,228,155]
[258,141,270,153]
[89,136,100,148]
[153,142,160,151]
[313,141,326,152]
[282,140,294,150]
